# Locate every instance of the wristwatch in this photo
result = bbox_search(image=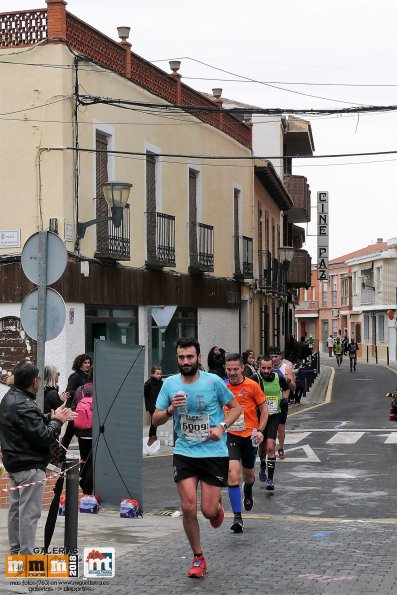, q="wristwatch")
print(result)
[166,407,173,417]
[219,422,228,433]
[257,428,264,435]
